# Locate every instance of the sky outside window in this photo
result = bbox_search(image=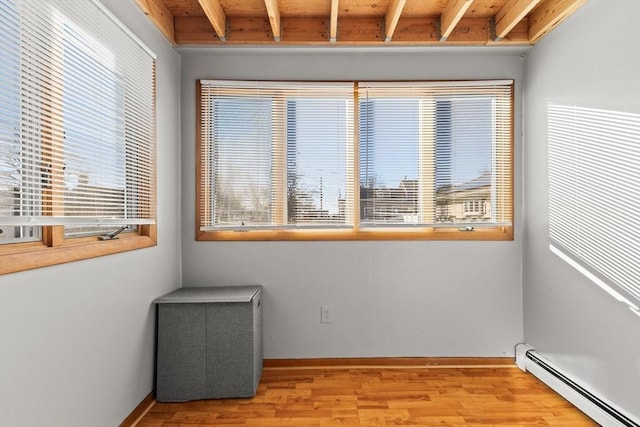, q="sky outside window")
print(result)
[287,98,349,222]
